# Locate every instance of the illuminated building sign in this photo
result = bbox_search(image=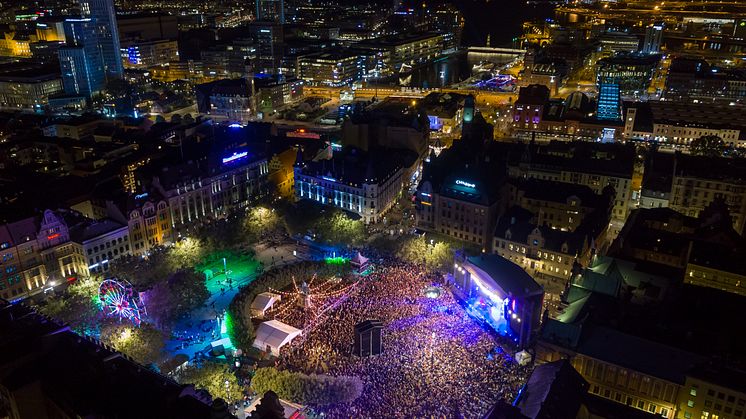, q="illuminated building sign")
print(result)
[47,233,60,240]
[286,129,321,139]
[228,123,242,128]
[135,193,149,199]
[321,176,337,182]
[222,151,248,164]
[455,180,476,188]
